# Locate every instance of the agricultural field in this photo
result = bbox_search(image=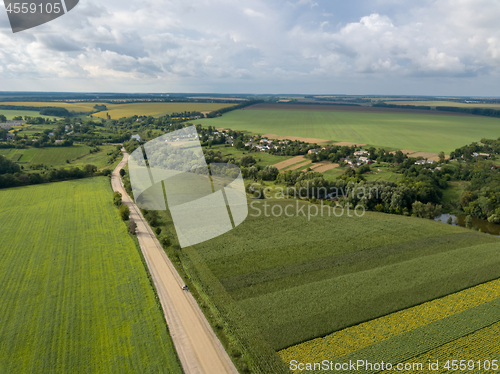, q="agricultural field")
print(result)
[91,102,236,119]
[192,103,500,153]
[385,100,500,109]
[171,199,500,372]
[0,109,59,120]
[207,143,292,168]
[5,145,117,169]
[280,278,500,373]
[401,321,500,373]
[1,101,237,119]
[363,164,403,183]
[0,101,108,112]
[0,178,182,373]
